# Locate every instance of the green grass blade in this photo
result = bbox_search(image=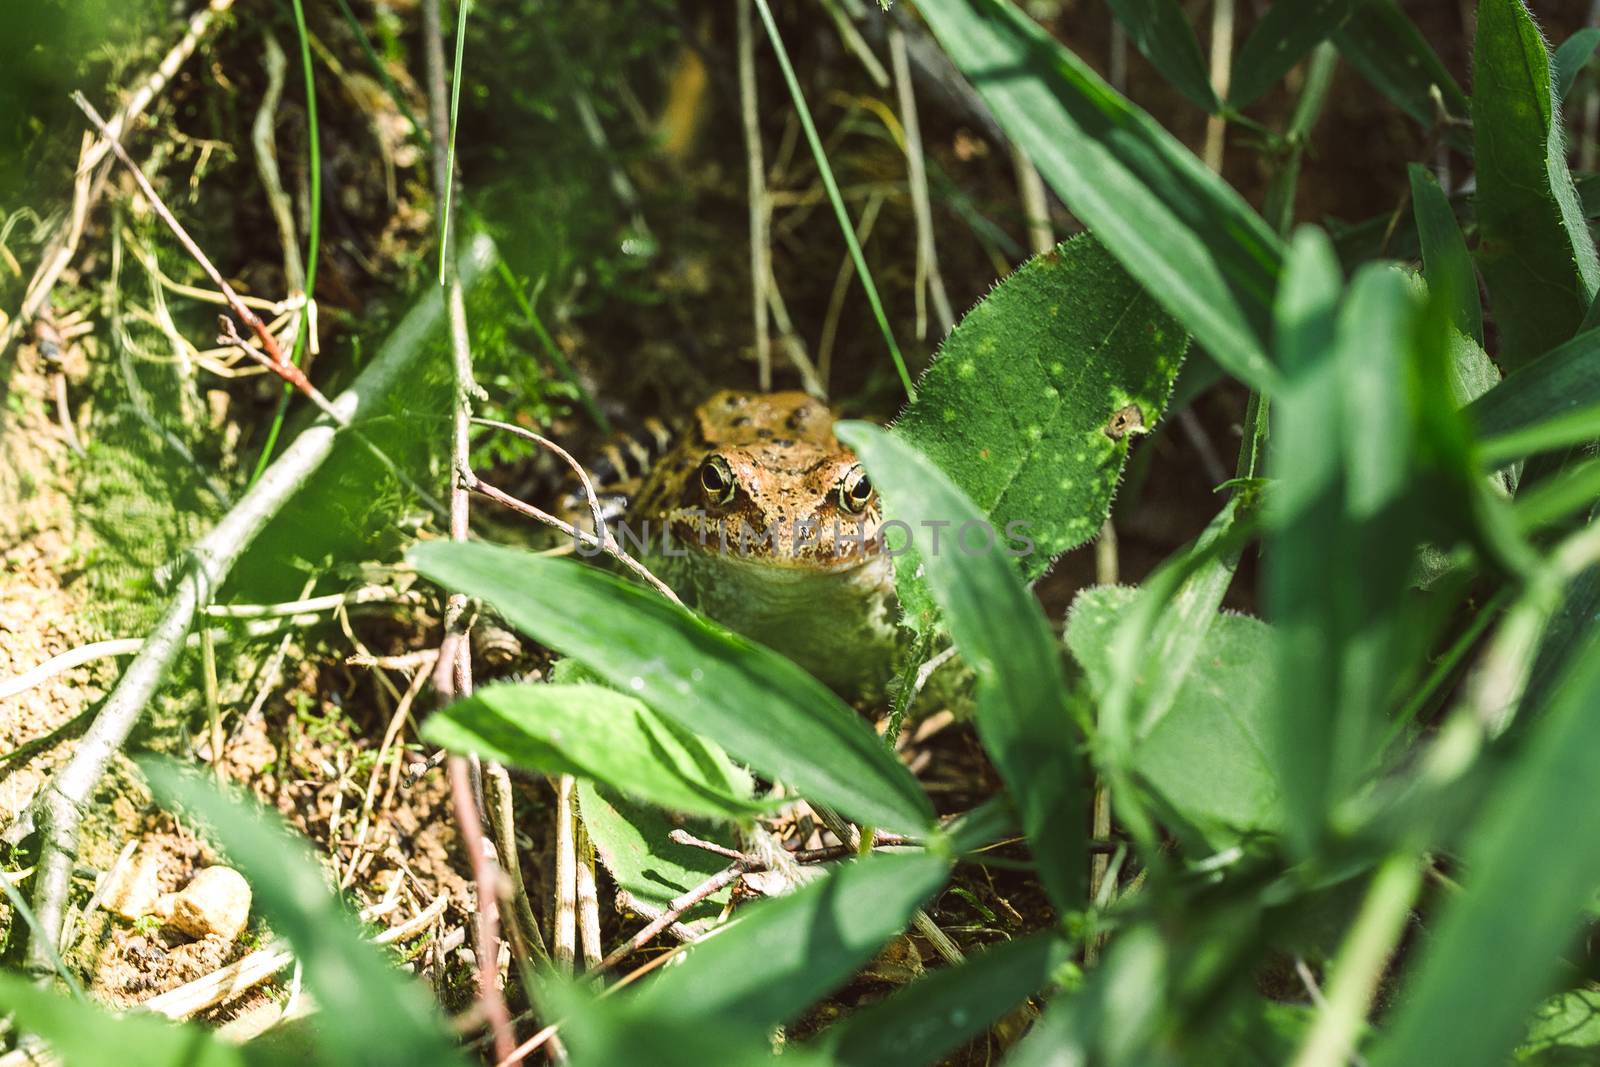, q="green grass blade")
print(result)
[436,0,471,283]
[0,972,248,1067]
[751,0,913,399]
[1468,328,1600,454]
[1372,631,1600,1067]
[142,761,466,1067]
[1106,0,1219,111]
[1331,0,1470,146]
[631,851,952,1027]
[0,866,86,1003]
[1004,926,1168,1067]
[812,931,1074,1066]
[1472,0,1600,372]
[408,543,936,833]
[838,422,1086,915]
[1229,0,1357,109]
[914,0,1284,392]
[1553,26,1600,102]
[247,0,324,486]
[1408,163,1483,346]
[422,682,772,820]
[1266,236,1425,853]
